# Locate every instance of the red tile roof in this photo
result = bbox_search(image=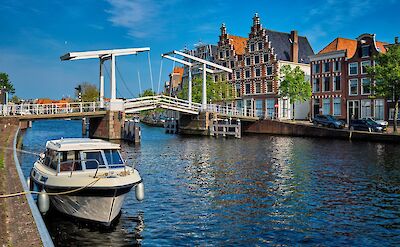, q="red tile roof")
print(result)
[172,67,184,81]
[227,34,248,55]
[318,37,388,58]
